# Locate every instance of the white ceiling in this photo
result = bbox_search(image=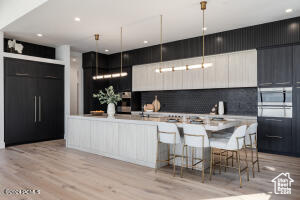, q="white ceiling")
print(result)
[2,0,300,54]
